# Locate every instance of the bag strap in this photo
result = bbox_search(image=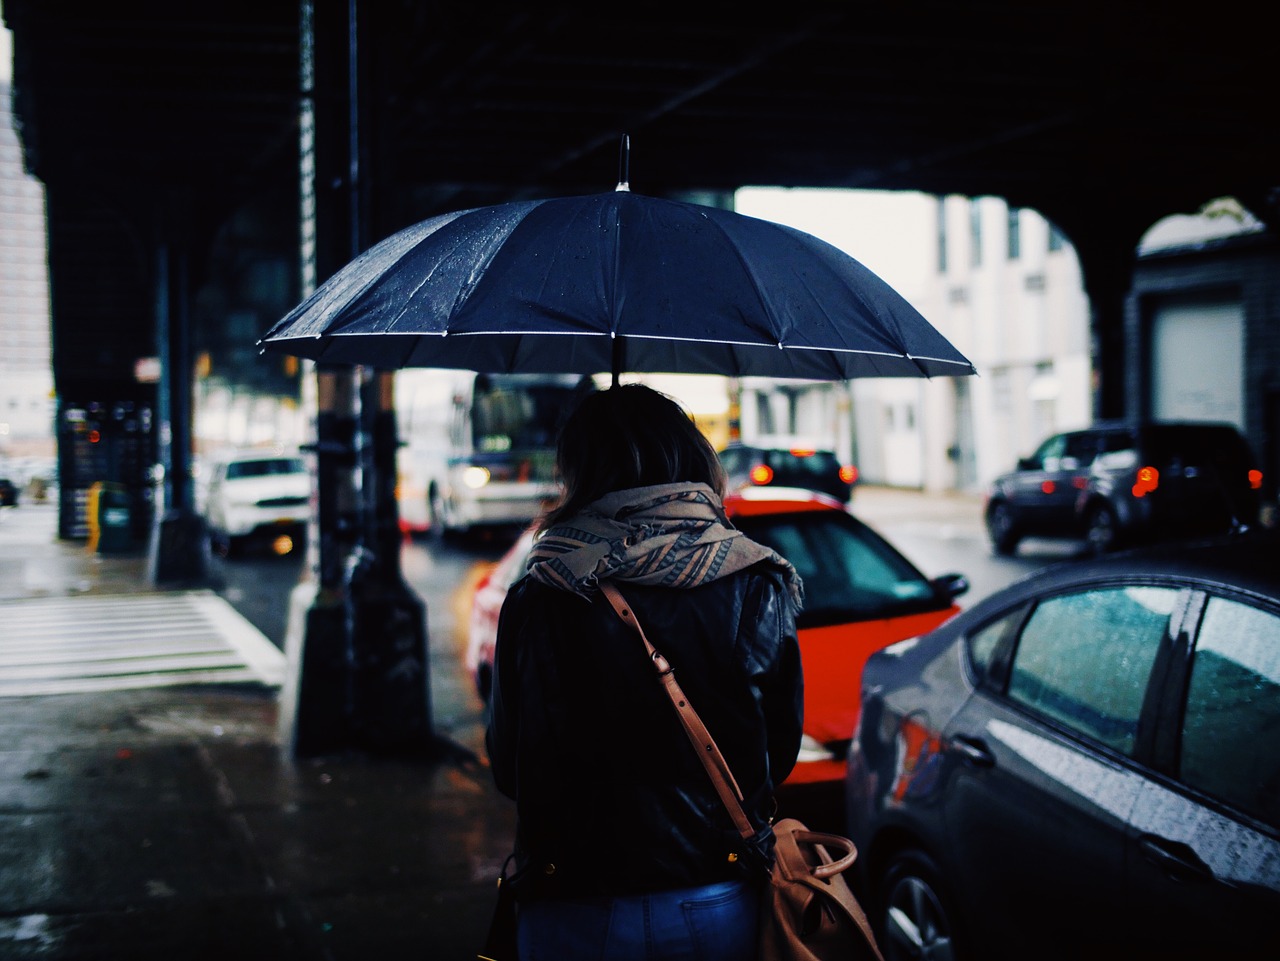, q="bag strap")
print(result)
[599,581,757,841]
[601,582,888,961]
